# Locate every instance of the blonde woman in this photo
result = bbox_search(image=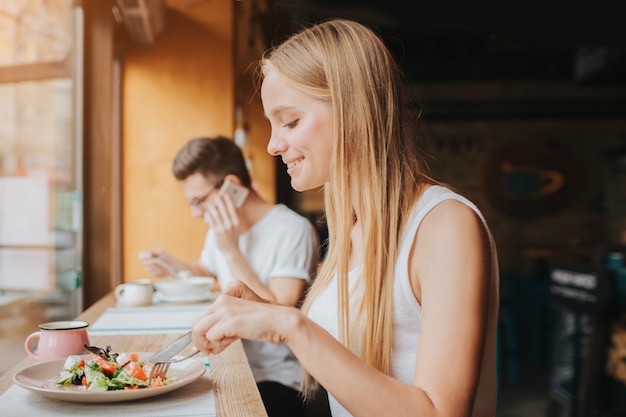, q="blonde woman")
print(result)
[192,19,500,417]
